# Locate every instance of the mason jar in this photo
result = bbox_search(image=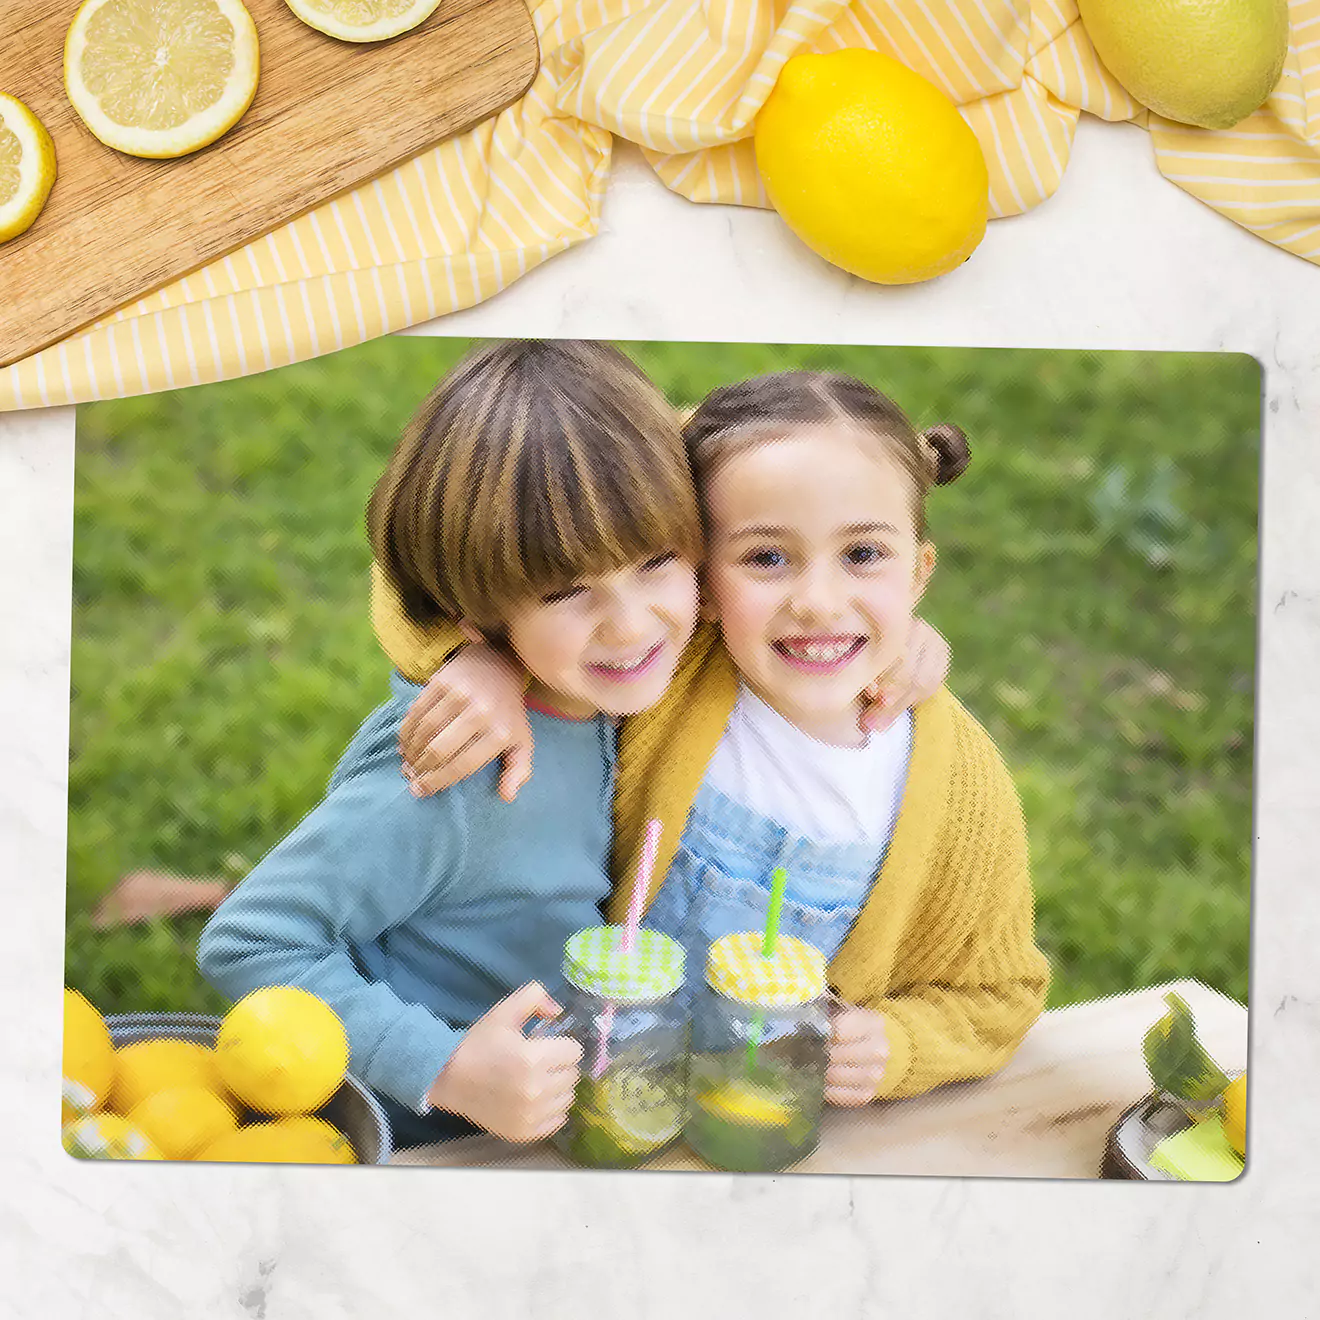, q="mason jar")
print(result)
[540,926,689,1169]
[686,931,830,1172]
